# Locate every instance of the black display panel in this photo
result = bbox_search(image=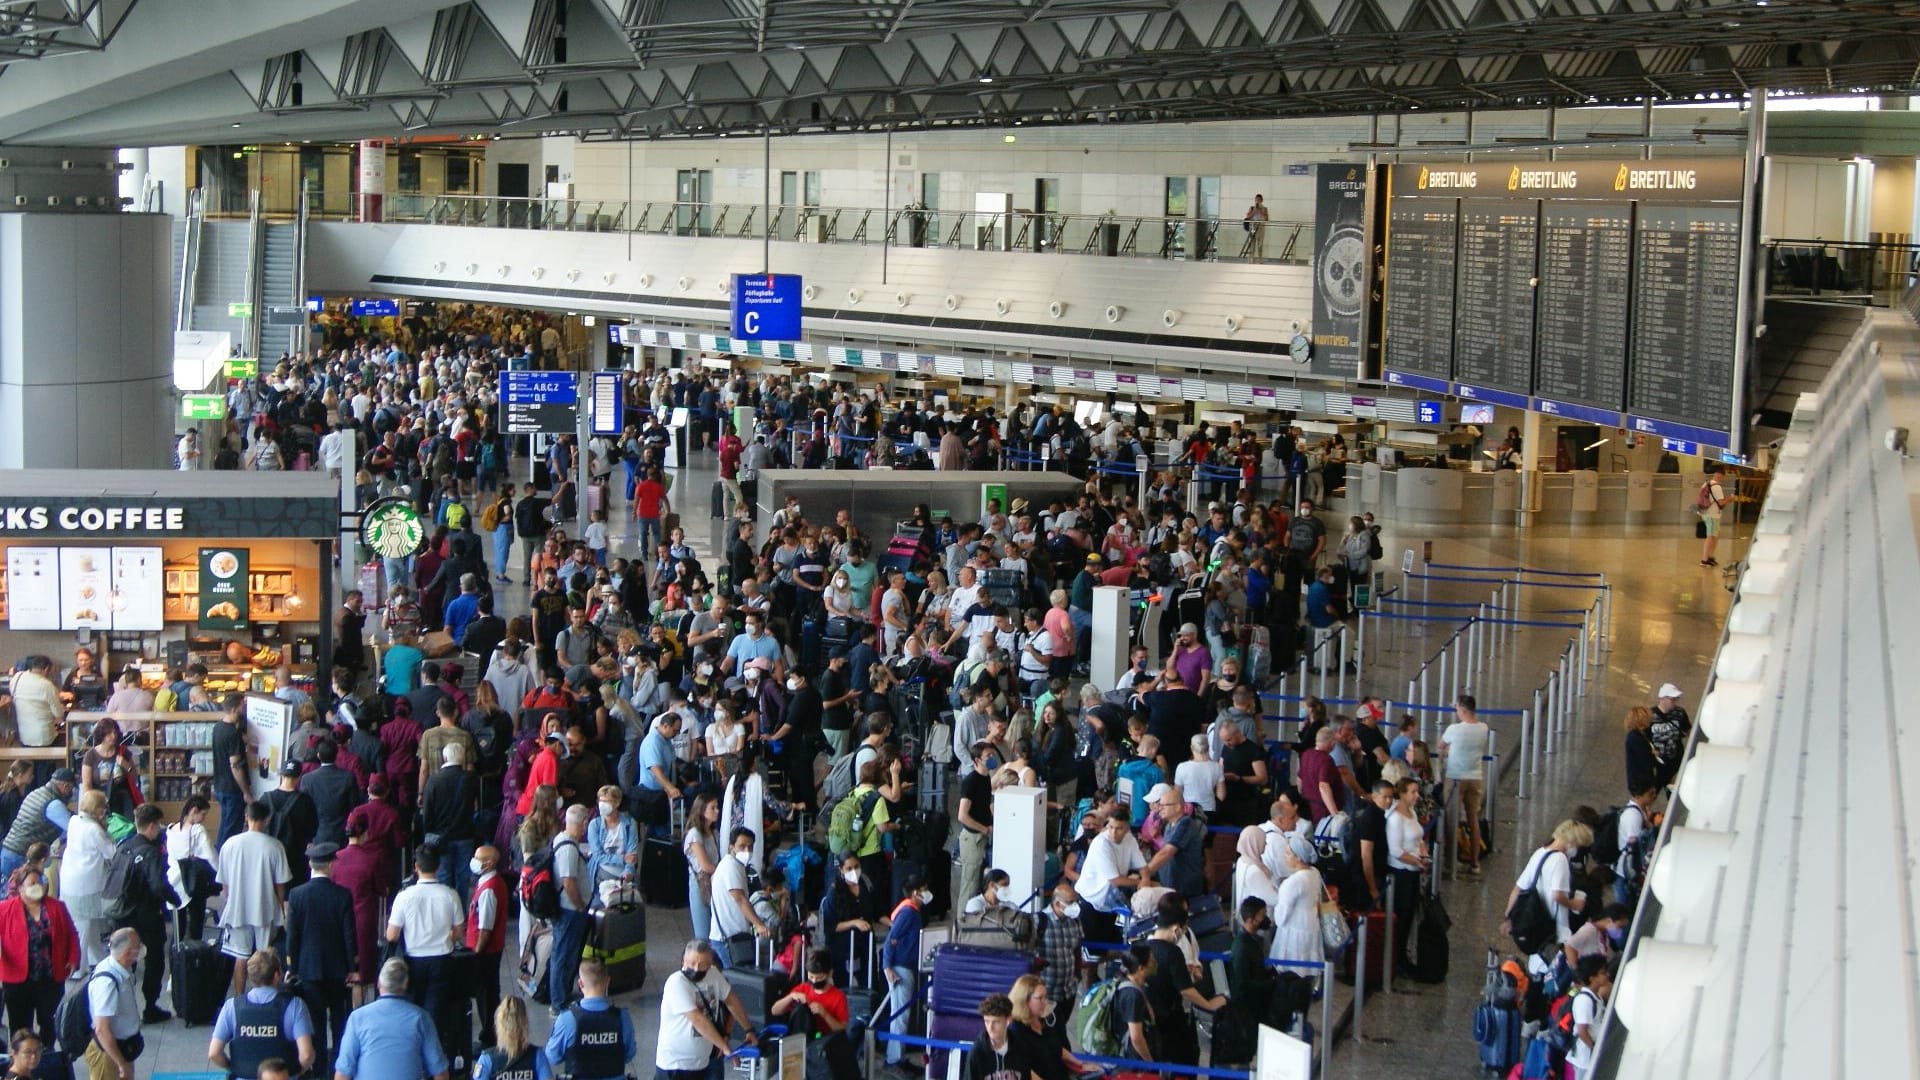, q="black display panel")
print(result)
[1383,199,1459,380]
[1535,203,1634,411]
[1627,204,1741,436]
[1452,200,1538,396]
